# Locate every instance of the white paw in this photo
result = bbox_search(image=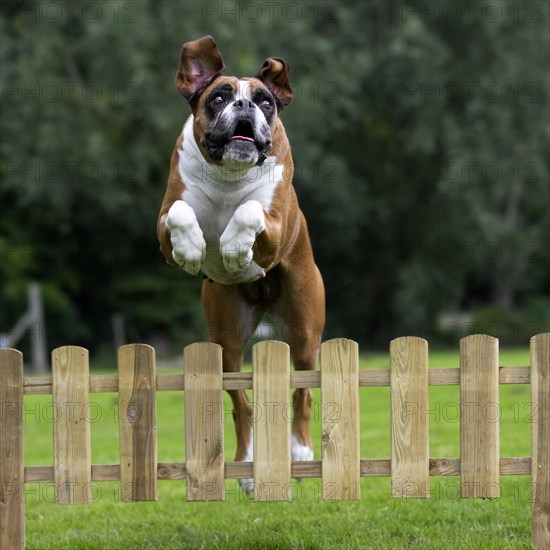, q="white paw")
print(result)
[291,434,314,461]
[220,201,265,273]
[166,200,206,276]
[239,478,254,496]
[239,428,254,497]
